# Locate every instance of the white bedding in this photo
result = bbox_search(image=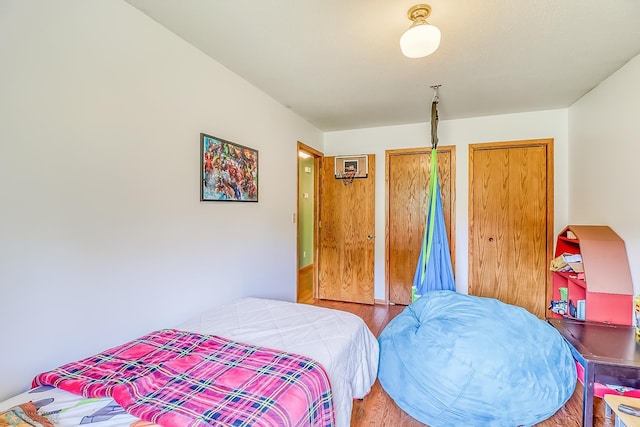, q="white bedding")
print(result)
[0,298,379,427]
[177,298,380,427]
